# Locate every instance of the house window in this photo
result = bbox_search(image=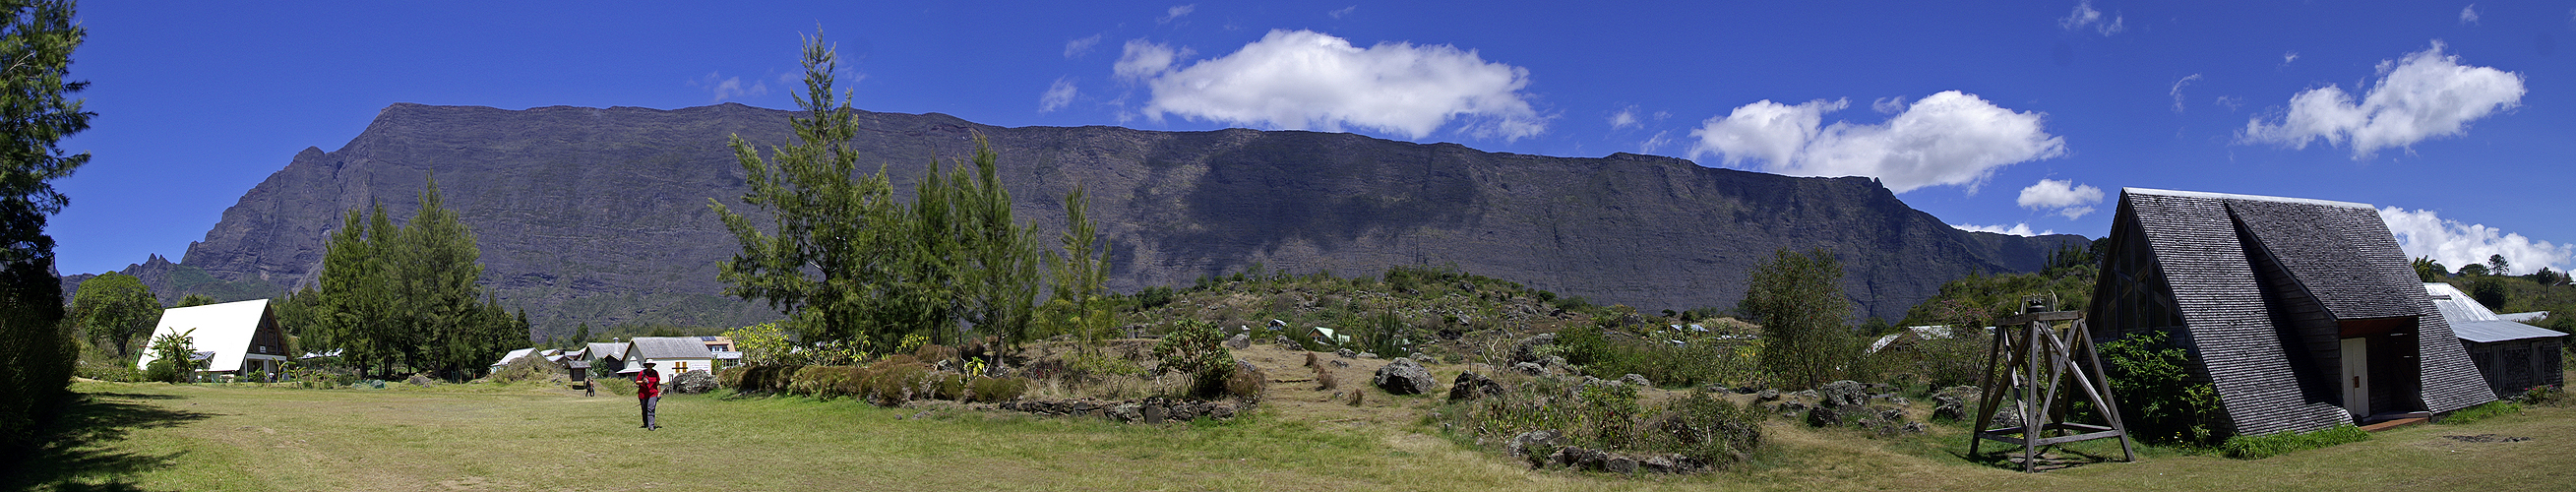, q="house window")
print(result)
[676,361,689,373]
